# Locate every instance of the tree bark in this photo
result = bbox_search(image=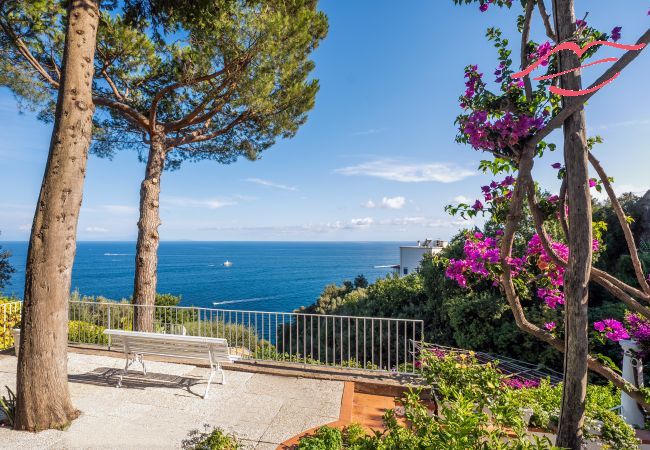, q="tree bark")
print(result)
[133,131,166,332]
[553,1,592,448]
[15,0,99,431]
